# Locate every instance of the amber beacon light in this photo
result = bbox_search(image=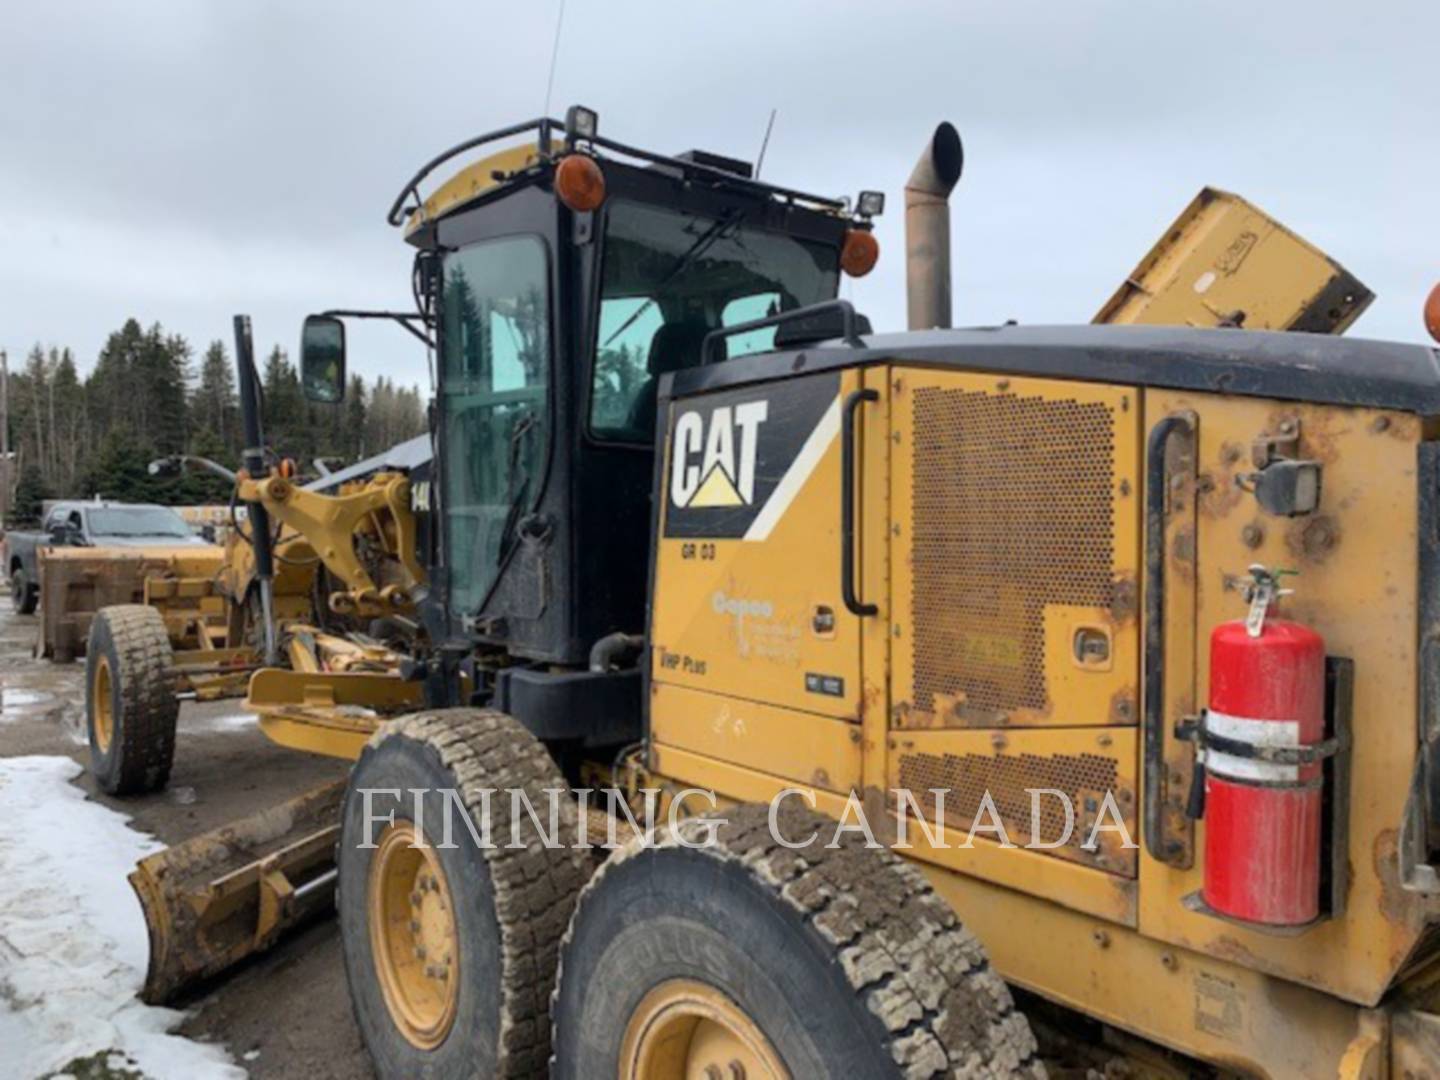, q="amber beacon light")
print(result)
[556,154,606,213]
[841,228,880,277]
[1425,281,1440,345]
